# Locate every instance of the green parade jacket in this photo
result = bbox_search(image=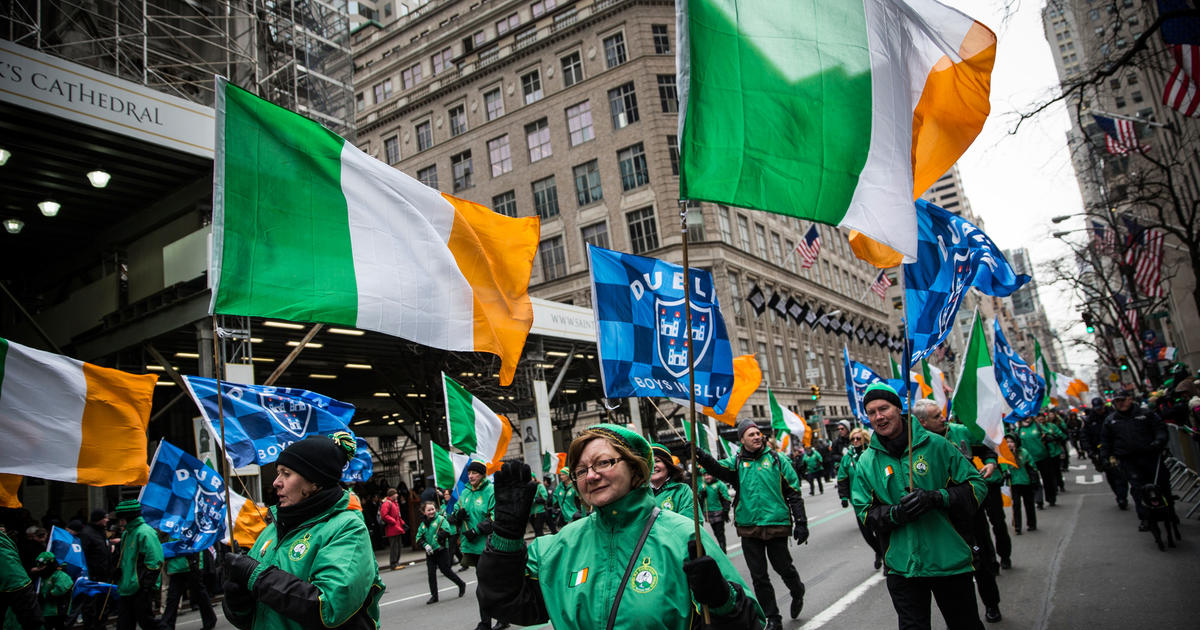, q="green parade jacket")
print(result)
[1003,447,1037,486]
[531,483,549,516]
[699,479,731,514]
[416,513,453,552]
[836,446,865,501]
[223,490,384,630]
[1018,424,1051,463]
[38,568,73,616]
[851,422,987,578]
[697,446,807,530]
[117,517,163,596]
[653,480,695,516]
[477,485,764,629]
[452,479,495,555]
